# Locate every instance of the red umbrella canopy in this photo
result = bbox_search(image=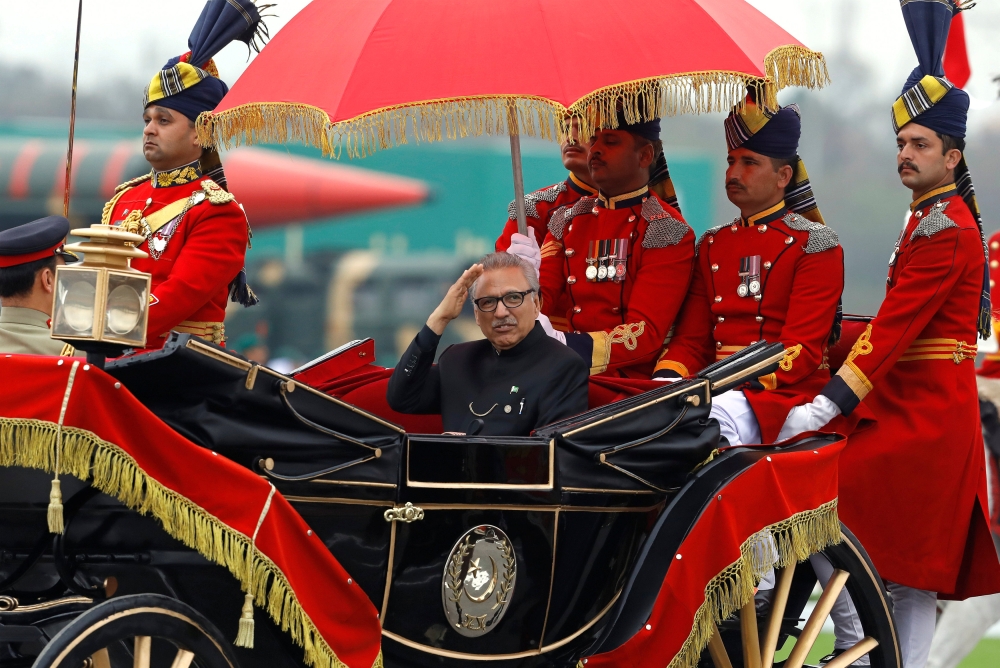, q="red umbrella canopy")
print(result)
[200,0,828,157]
